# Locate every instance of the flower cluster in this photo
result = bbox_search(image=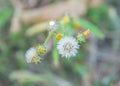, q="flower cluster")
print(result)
[25,15,90,63]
